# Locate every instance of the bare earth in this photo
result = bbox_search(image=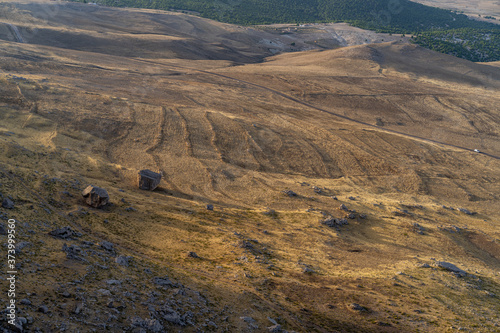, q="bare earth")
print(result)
[0,1,499,332]
[413,0,500,22]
